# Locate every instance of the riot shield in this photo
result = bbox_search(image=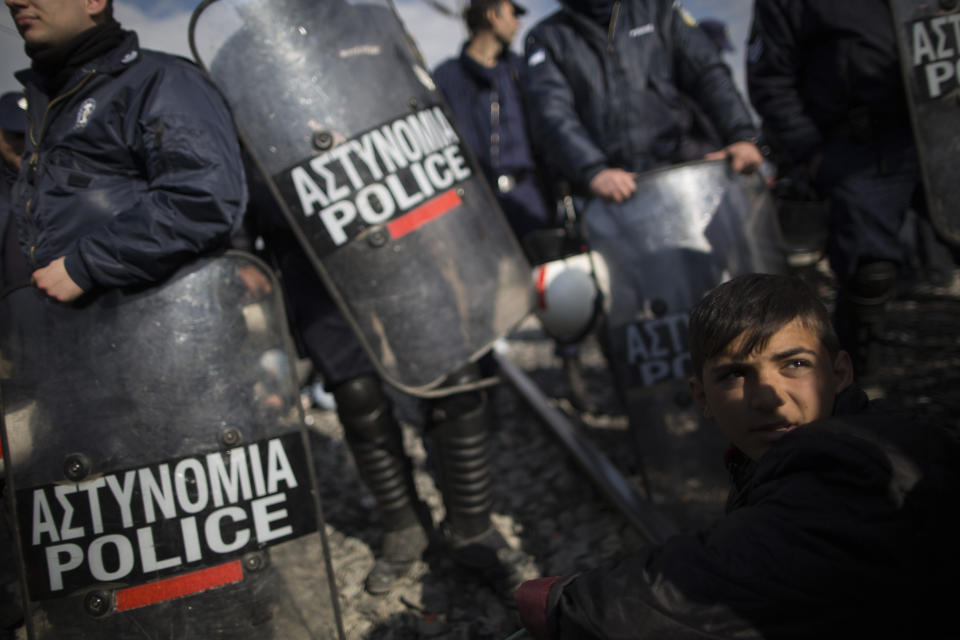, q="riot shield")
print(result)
[891,0,960,246]
[189,0,533,395]
[0,253,344,640]
[585,160,787,528]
